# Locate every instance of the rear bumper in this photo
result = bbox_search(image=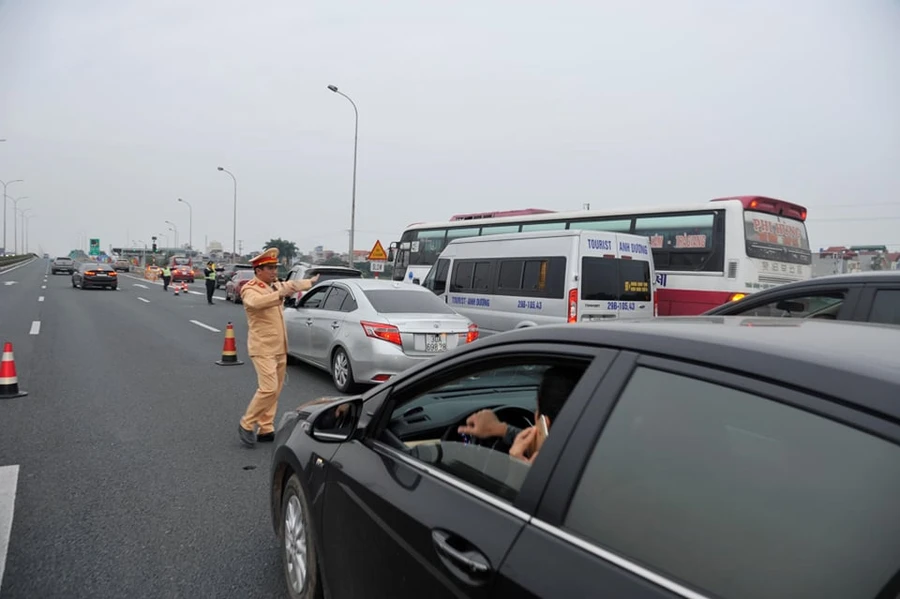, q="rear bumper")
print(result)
[351,346,440,384]
[82,276,118,287]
